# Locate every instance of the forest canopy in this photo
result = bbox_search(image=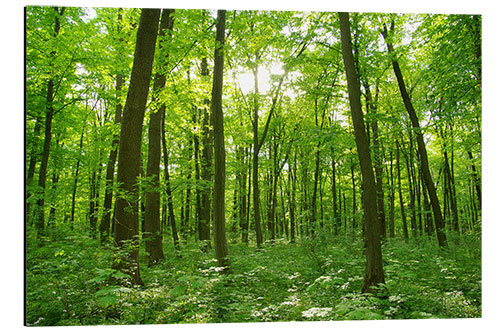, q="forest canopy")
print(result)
[24,3,482,326]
